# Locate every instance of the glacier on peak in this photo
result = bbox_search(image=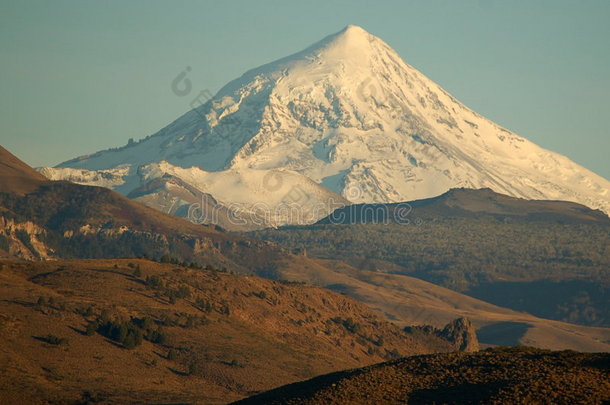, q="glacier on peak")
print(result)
[41,25,609,224]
